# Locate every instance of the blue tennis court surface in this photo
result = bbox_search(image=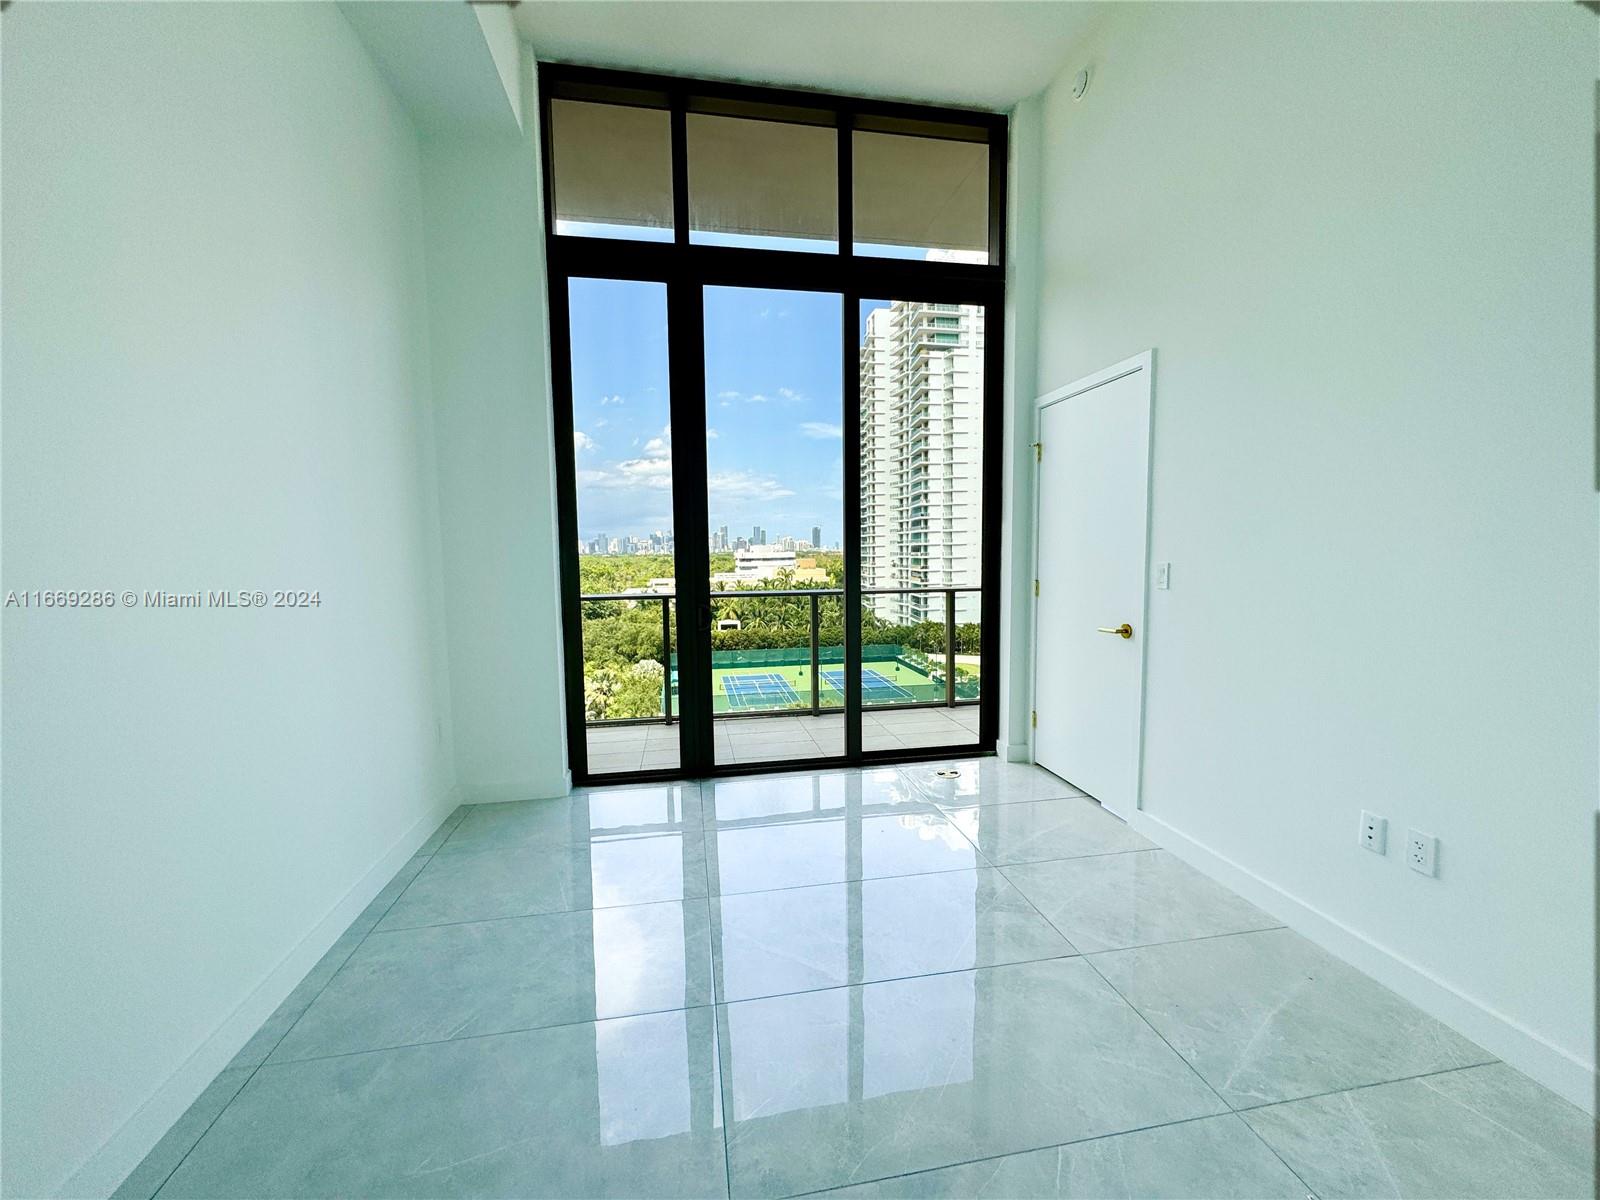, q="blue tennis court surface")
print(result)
[723,671,801,709]
[820,668,916,702]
